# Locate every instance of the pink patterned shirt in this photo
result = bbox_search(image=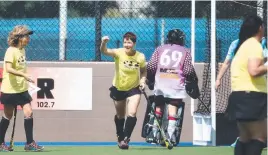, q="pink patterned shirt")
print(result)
[147,44,198,98]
